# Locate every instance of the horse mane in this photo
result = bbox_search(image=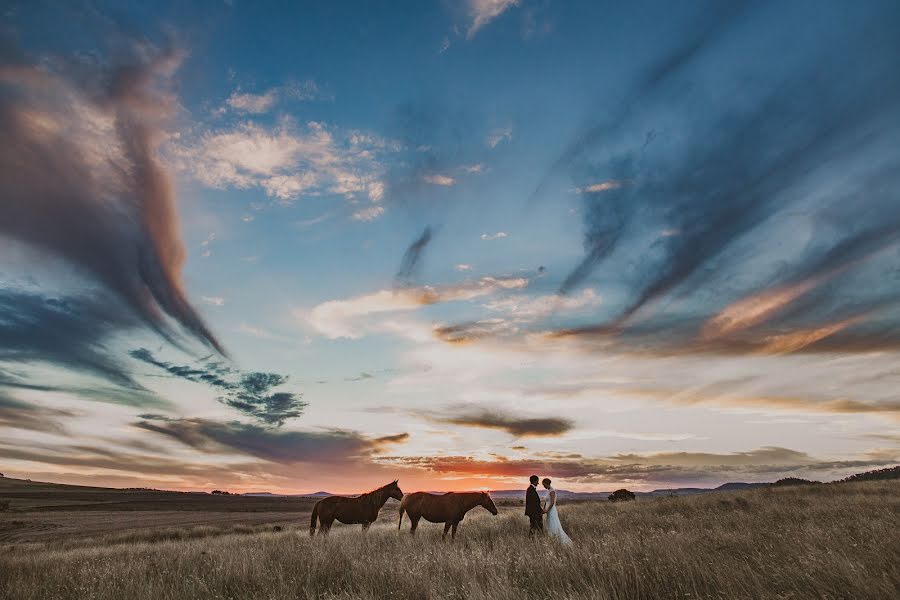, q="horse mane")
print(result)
[360,480,397,509]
